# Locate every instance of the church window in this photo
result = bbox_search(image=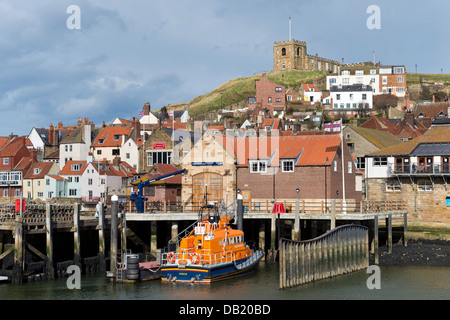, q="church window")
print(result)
[281,48,286,56]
